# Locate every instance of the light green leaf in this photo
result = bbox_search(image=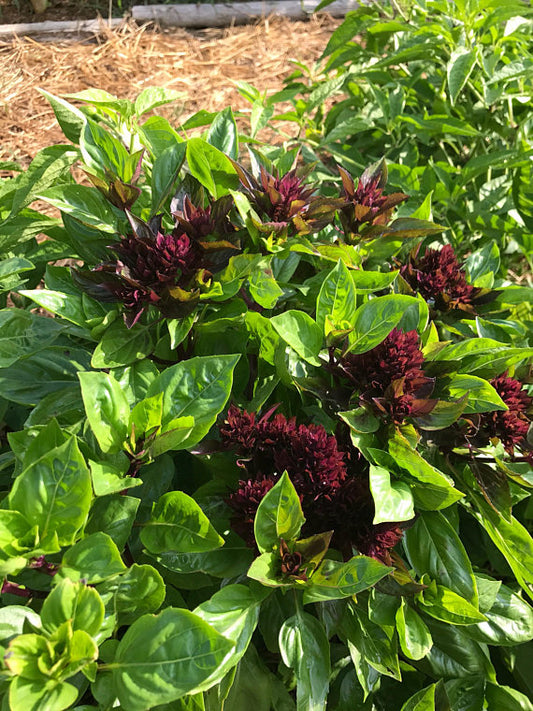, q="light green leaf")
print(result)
[369,465,414,524]
[254,472,305,553]
[270,310,323,366]
[111,608,235,710]
[140,491,224,554]
[78,371,130,454]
